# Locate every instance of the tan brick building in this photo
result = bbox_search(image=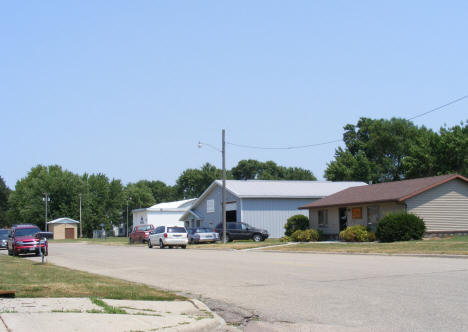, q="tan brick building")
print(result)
[47,218,80,240]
